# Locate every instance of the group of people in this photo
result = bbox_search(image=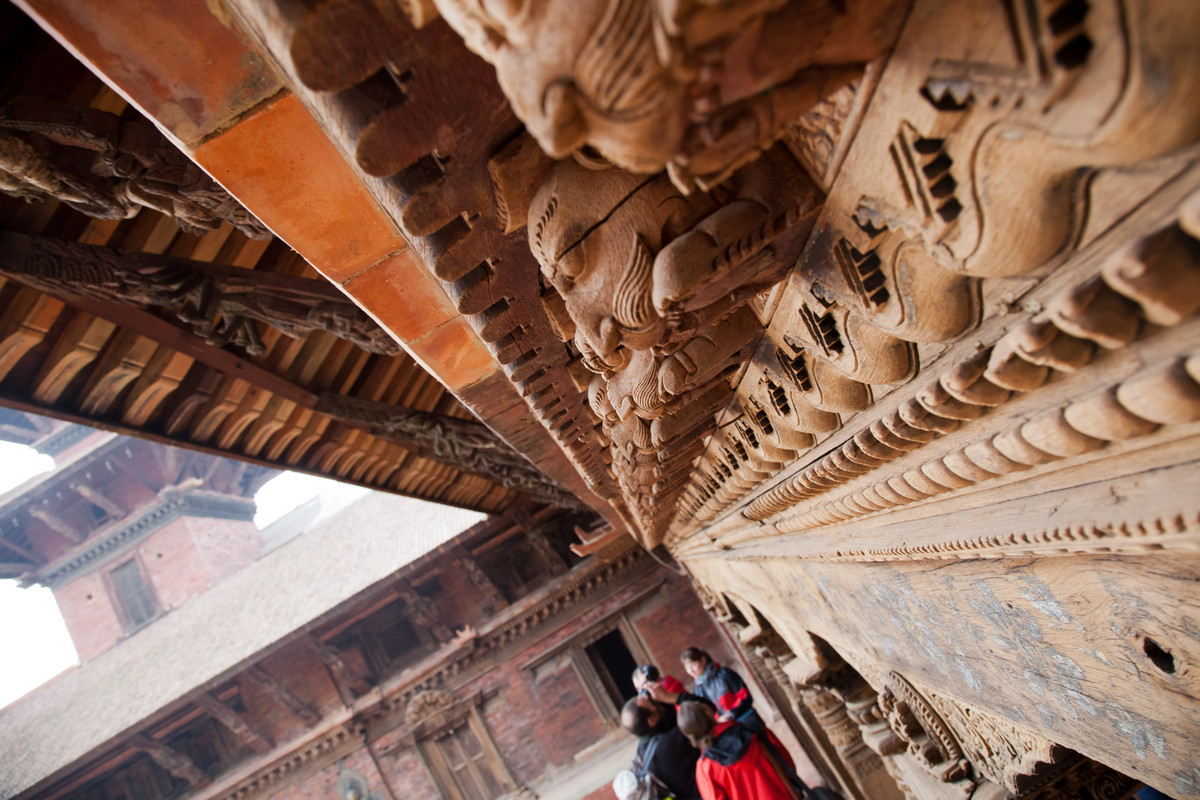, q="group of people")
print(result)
[614,647,823,800]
